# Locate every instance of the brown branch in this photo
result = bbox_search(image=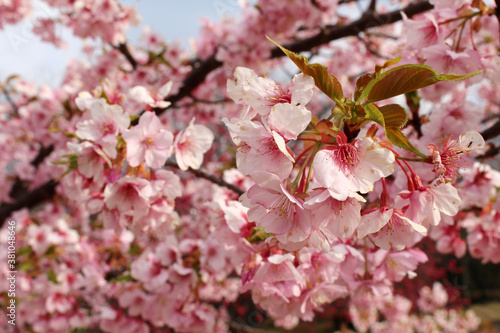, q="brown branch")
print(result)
[477,143,500,159]
[114,43,138,70]
[156,1,433,117]
[1,85,19,116]
[367,0,377,14]
[270,1,433,57]
[480,119,500,141]
[495,0,500,37]
[357,35,390,59]
[165,161,244,196]
[0,180,57,227]
[187,95,232,104]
